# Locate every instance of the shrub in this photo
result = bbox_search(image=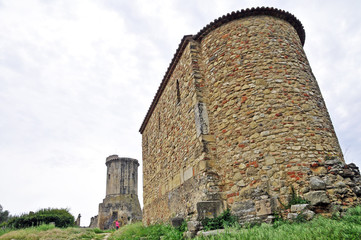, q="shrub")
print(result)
[4,208,74,229]
[201,209,237,231]
[288,186,309,206]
